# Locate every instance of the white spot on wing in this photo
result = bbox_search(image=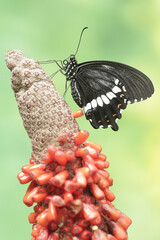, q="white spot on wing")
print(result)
[84,102,91,113]
[134,99,137,102]
[97,96,103,107]
[127,100,131,104]
[91,99,97,108]
[122,86,126,92]
[107,92,116,100]
[112,86,121,93]
[115,79,119,85]
[101,95,110,104]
